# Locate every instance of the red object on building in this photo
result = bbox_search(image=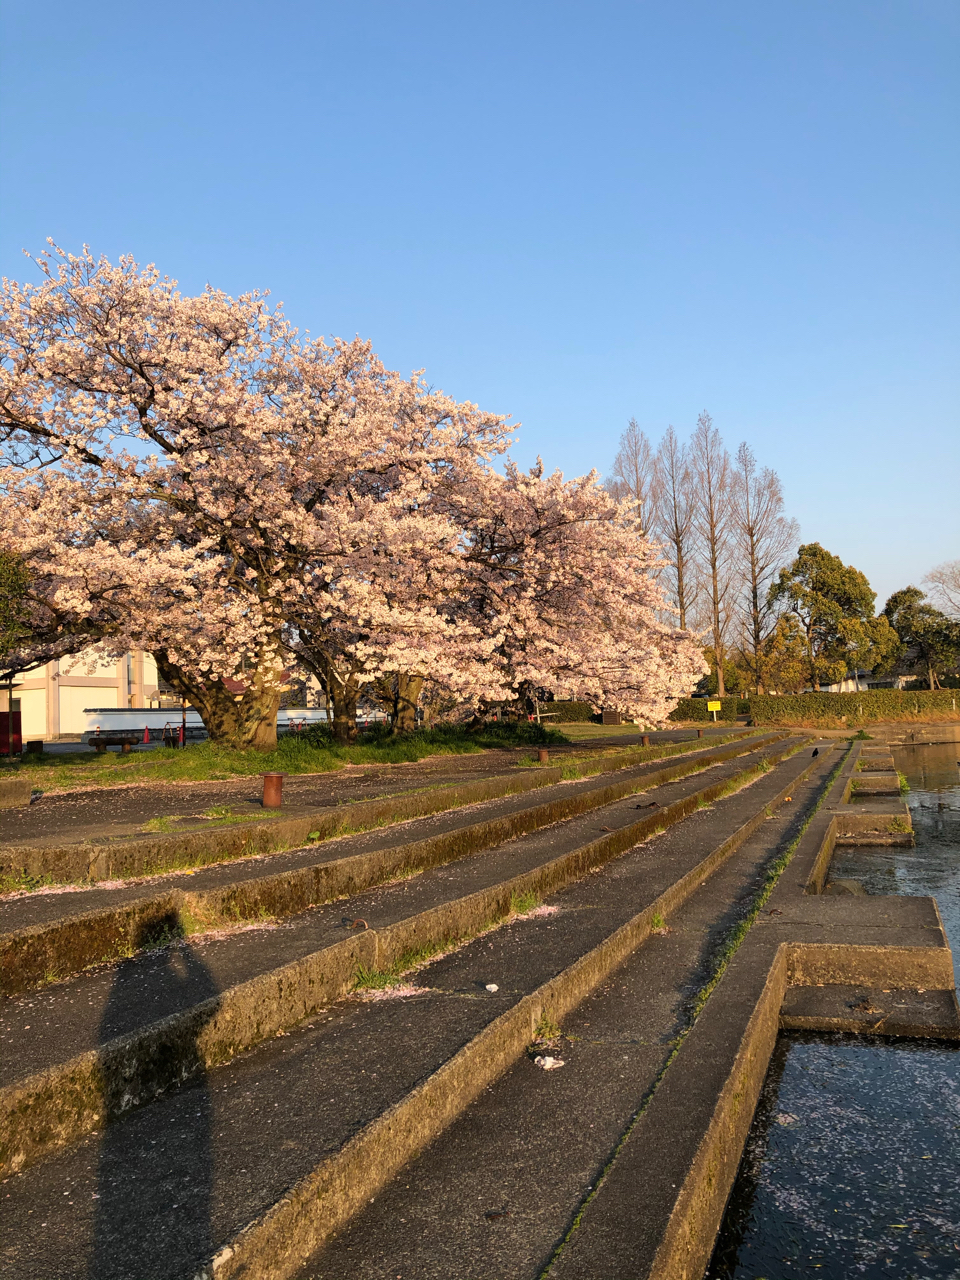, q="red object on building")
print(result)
[1,710,22,755]
[143,726,150,744]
